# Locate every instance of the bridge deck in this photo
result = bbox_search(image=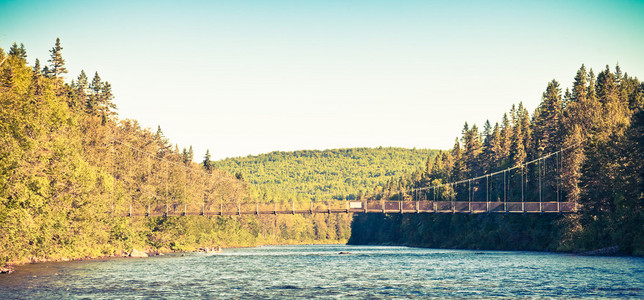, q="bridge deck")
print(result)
[118,201,576,217]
